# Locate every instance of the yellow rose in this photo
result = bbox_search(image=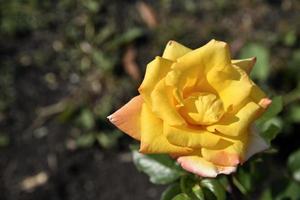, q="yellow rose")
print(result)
[108,40,272,177]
